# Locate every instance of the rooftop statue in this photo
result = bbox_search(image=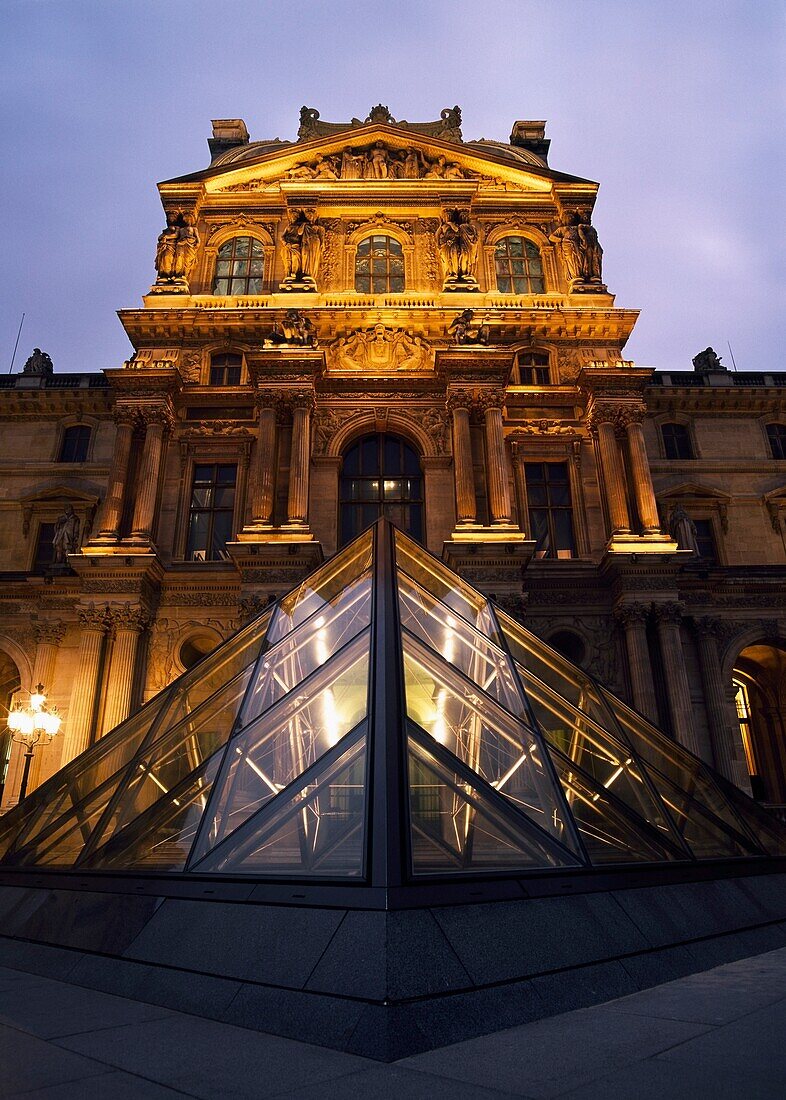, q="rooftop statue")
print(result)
[297,105,463,143]
[692,347,724,372]
[22,348,54,376]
